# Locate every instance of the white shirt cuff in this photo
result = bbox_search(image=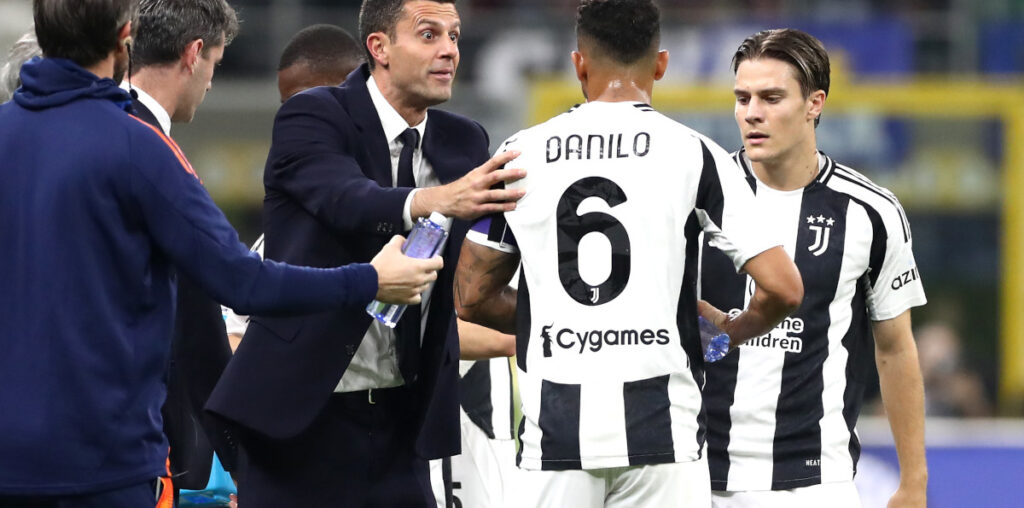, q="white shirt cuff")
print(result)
[402,189,418,231]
